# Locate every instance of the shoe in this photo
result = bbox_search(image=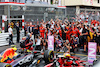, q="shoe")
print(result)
[11,42,14,44]
[82,51,87,53]
[97,52,100,55]
[73,51,76,54]
[17,42,19,43]
[77,49,79,52]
